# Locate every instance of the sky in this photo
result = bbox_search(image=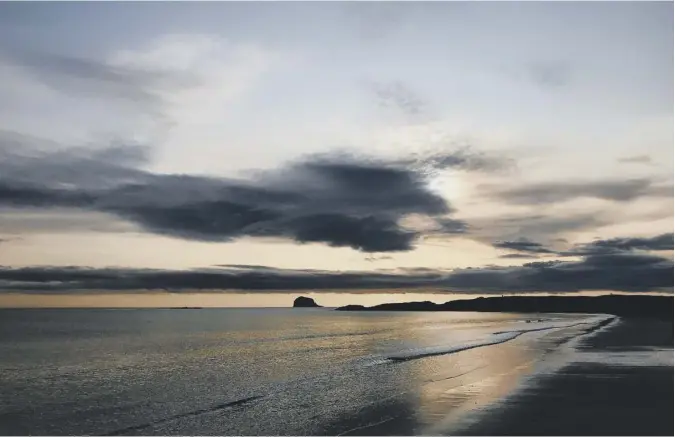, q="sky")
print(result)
[0,1,672,307]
